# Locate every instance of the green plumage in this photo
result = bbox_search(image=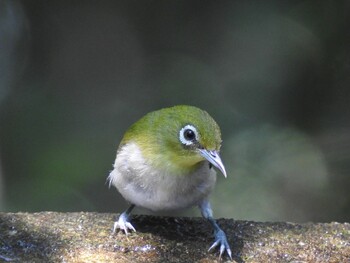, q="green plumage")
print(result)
[120,105,222,174]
